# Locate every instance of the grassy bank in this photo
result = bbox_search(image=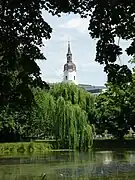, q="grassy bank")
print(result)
[0,142,52,155]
